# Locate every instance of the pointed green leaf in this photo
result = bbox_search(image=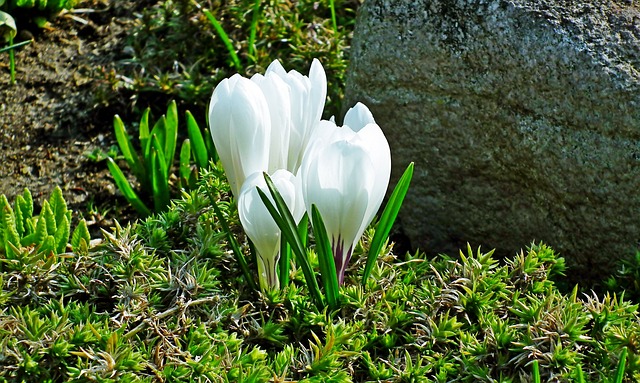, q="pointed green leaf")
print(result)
[14,195,24,237]
[151,136,170,212]
[311,205,340,309]
[32,212,48,248]
[179,139,192,185]
[114,115,145,182]
[54,214,70,254]
[49,186,68,229]
[139,108,150,150]
[363,162,414,286]
[106,157,151,216]
[0,195,7,248]
[164,100,178,170]
[203,127,217,163]
[71,218,91,254]
[1,196,20,254]
[145,116,167,190]
[615,347,628,383]
[186,111,209,169]
[258,173,324,309]
[42,201,56,237]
